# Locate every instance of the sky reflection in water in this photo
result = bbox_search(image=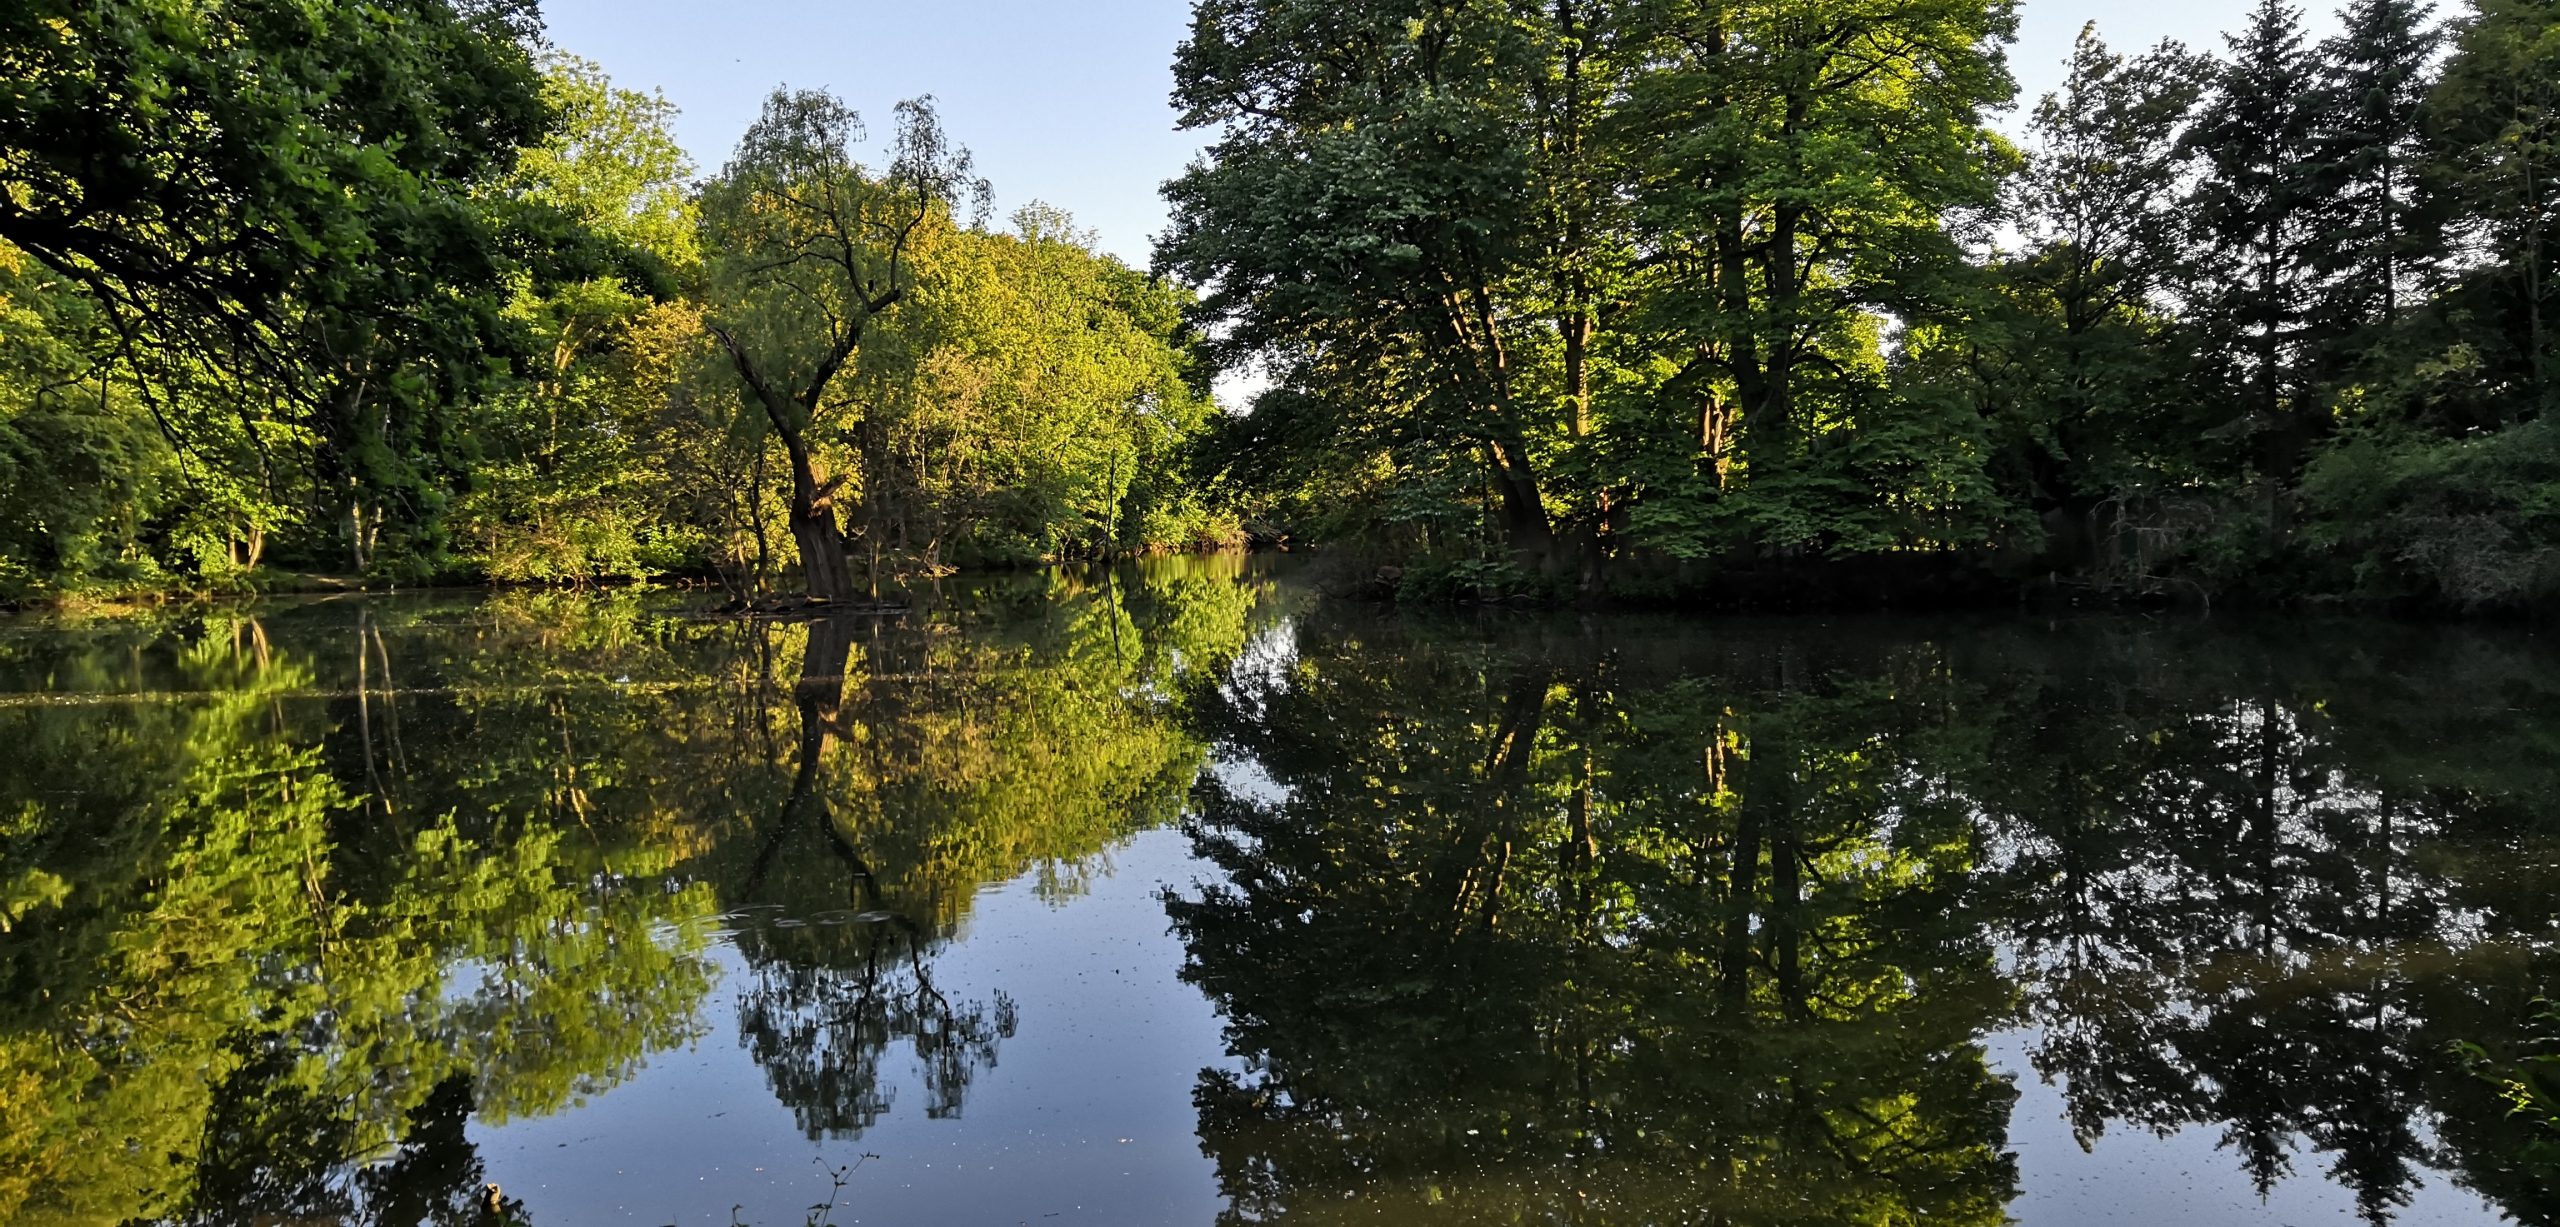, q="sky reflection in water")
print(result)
[0,558,2553,1225]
